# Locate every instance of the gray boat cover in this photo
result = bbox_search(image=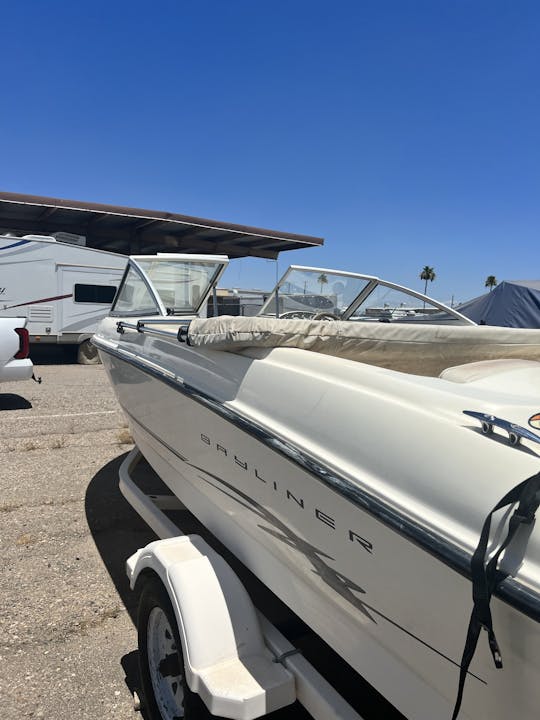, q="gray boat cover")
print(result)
[458,280,540,328]
[188,316,540,376]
